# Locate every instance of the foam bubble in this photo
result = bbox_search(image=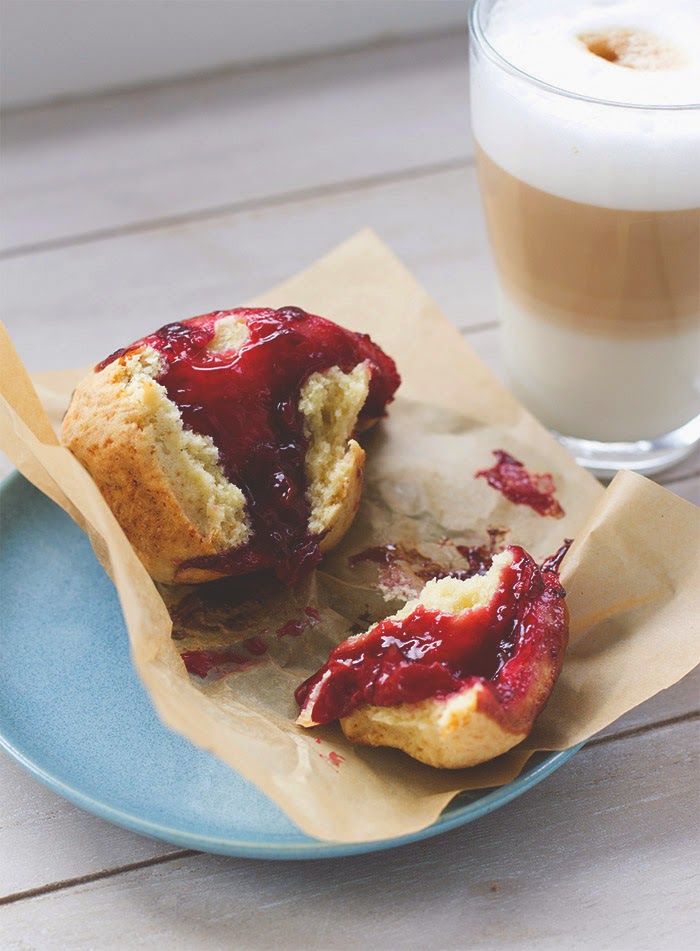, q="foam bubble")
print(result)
[471,0,700,209]
[485,0,700,104]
